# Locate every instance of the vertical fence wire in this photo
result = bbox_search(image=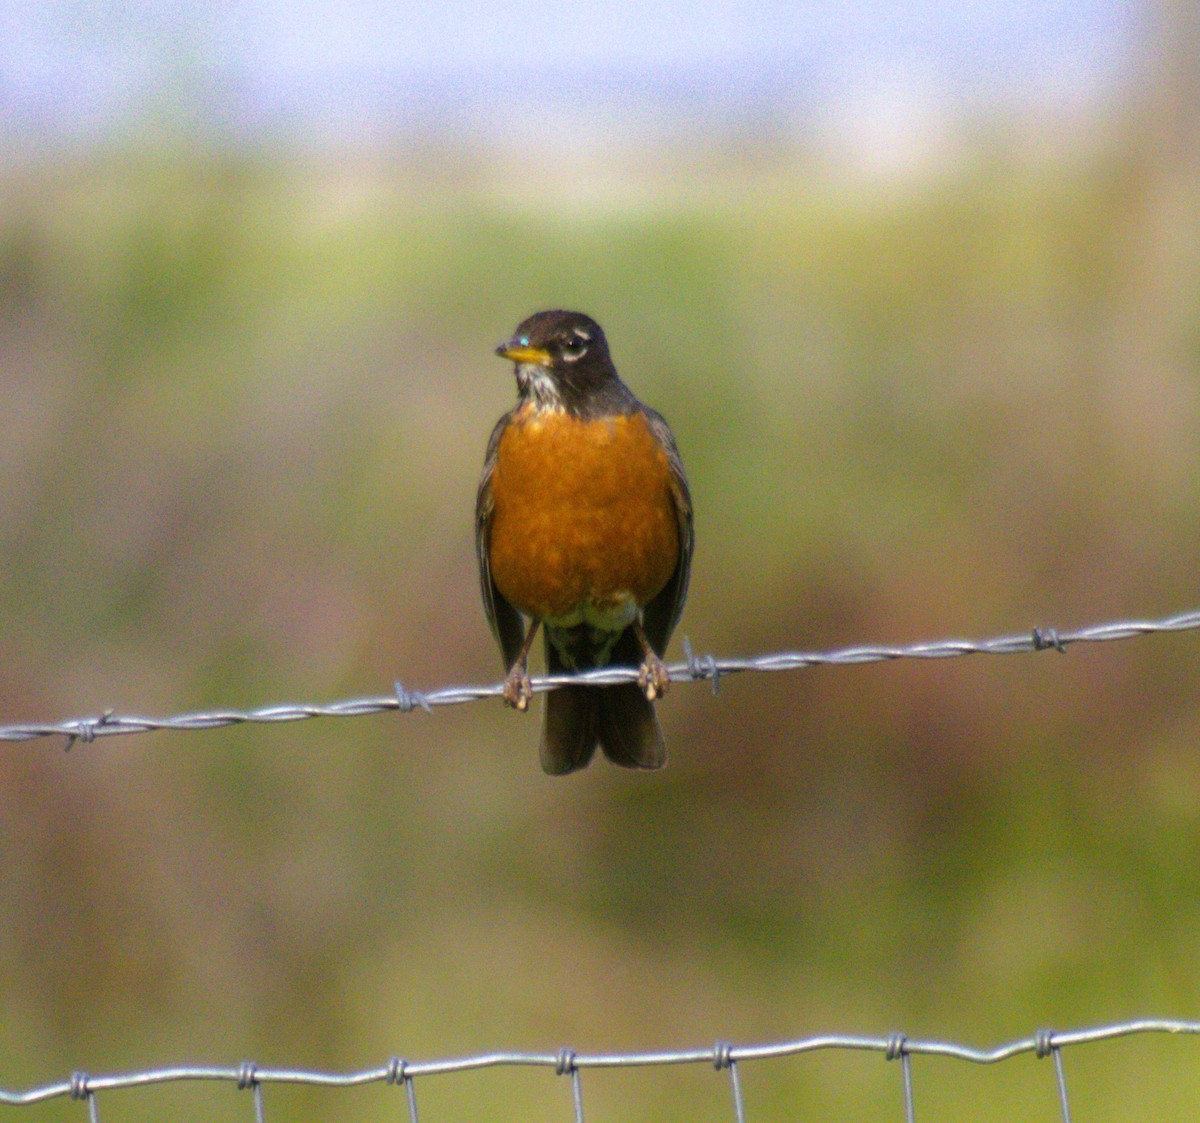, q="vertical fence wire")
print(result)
[404,1074,419,1123]
[886,1035,915,1123]
[714,1043,746,1123]
[1051,1048,1072,1123]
